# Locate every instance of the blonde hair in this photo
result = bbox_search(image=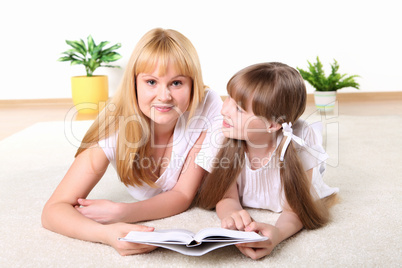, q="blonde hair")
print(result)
[76,28,206,187]
[196,62,337,229]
